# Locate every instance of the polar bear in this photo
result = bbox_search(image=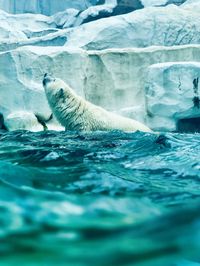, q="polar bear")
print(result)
[43,73,152,133]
